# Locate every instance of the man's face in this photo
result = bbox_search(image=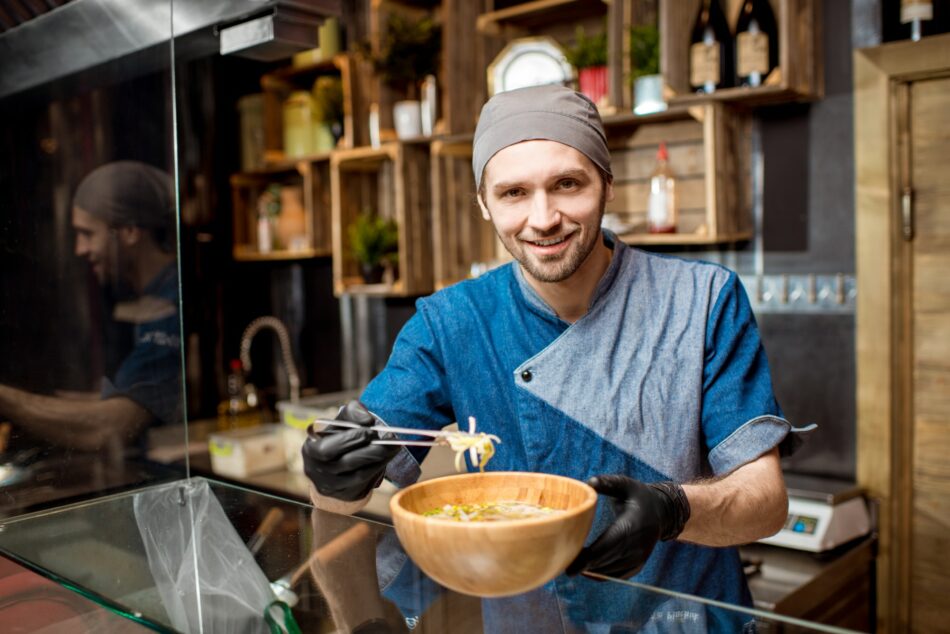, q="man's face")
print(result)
[72,206,118,285]
[479,140,612,284]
